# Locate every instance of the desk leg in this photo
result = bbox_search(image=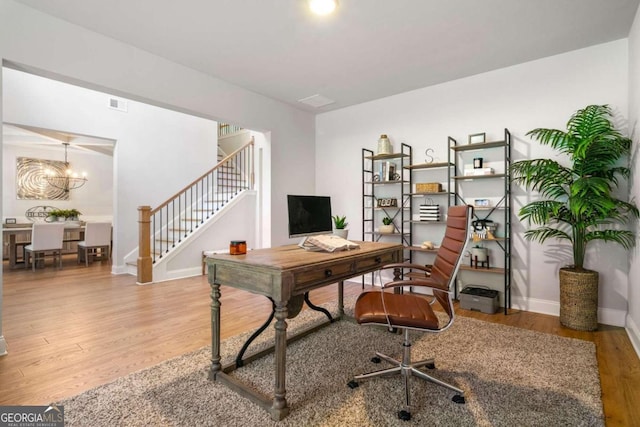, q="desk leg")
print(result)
[338,280,344,318]
[208,278,222,380]
[271,300,290,420]
[9,234,17,269]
